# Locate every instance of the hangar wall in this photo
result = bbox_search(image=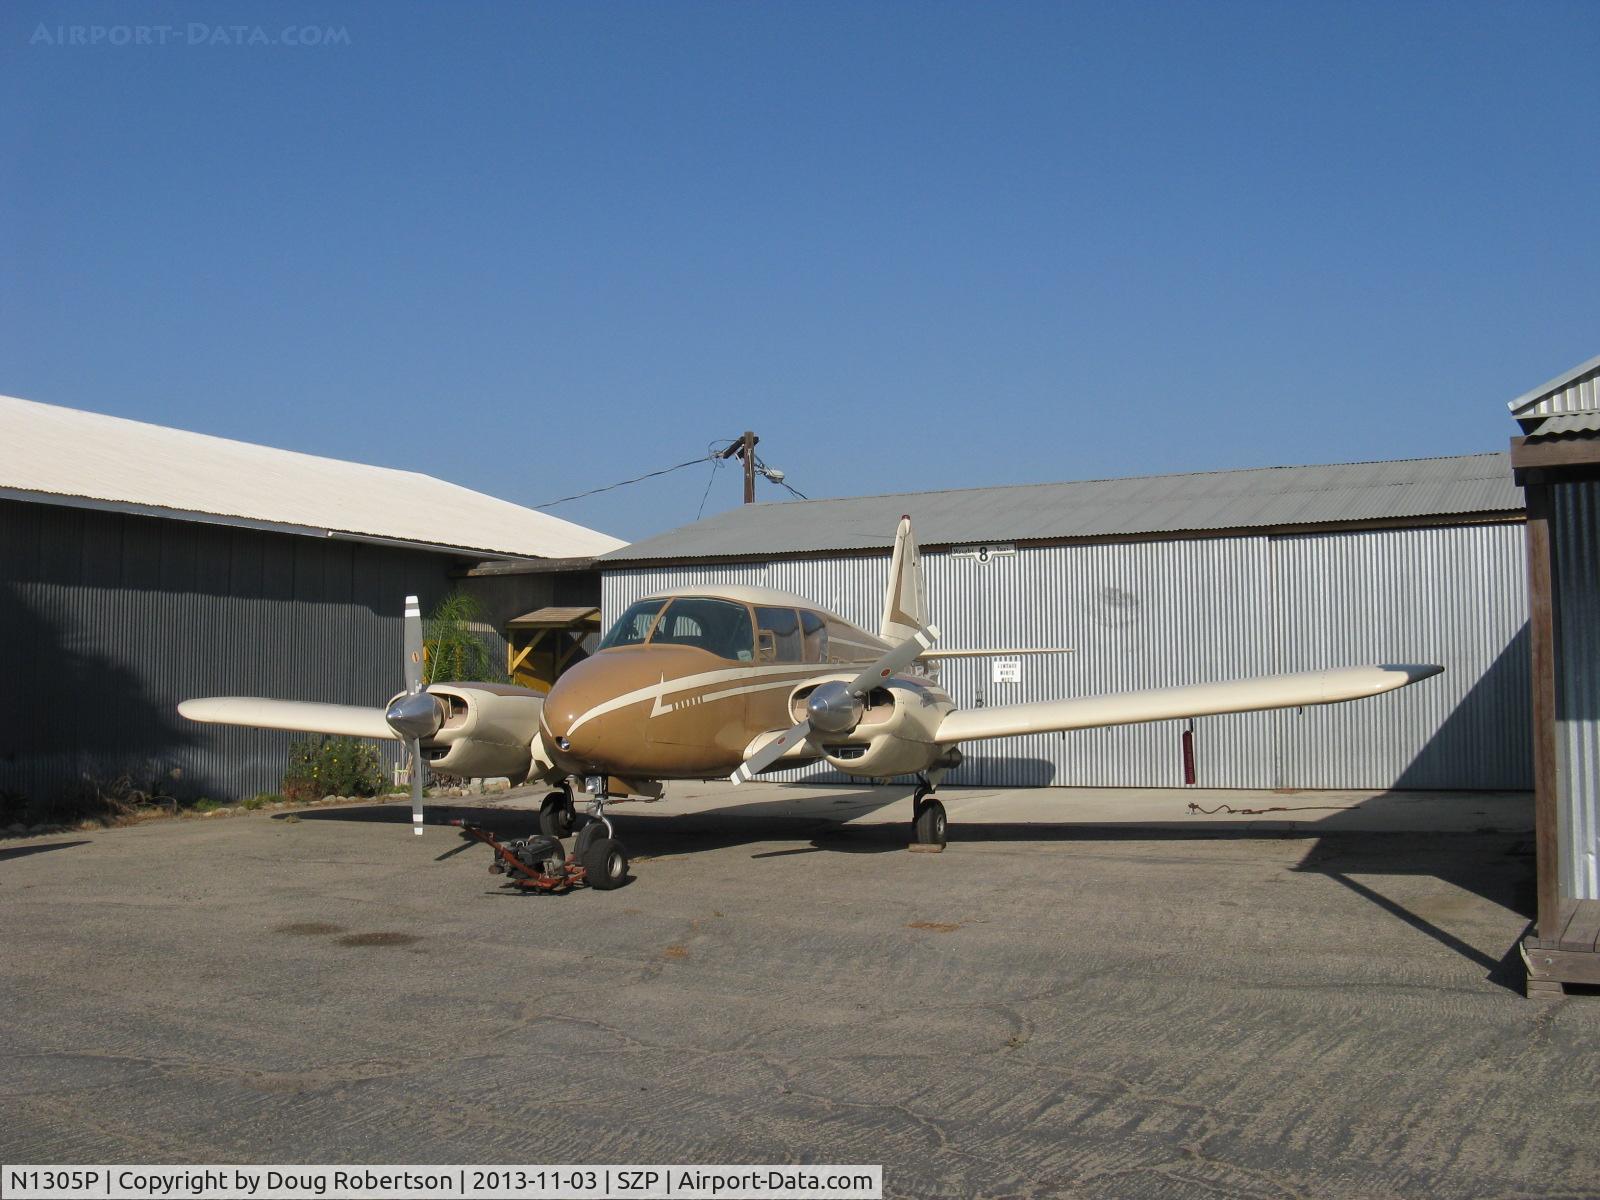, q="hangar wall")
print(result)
[600,520,1532,790]
[0,498,462,806]
[1552,480,1600,898]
